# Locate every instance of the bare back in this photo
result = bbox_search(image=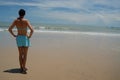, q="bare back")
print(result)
[9,18,33,38]
[15,19,29,35]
